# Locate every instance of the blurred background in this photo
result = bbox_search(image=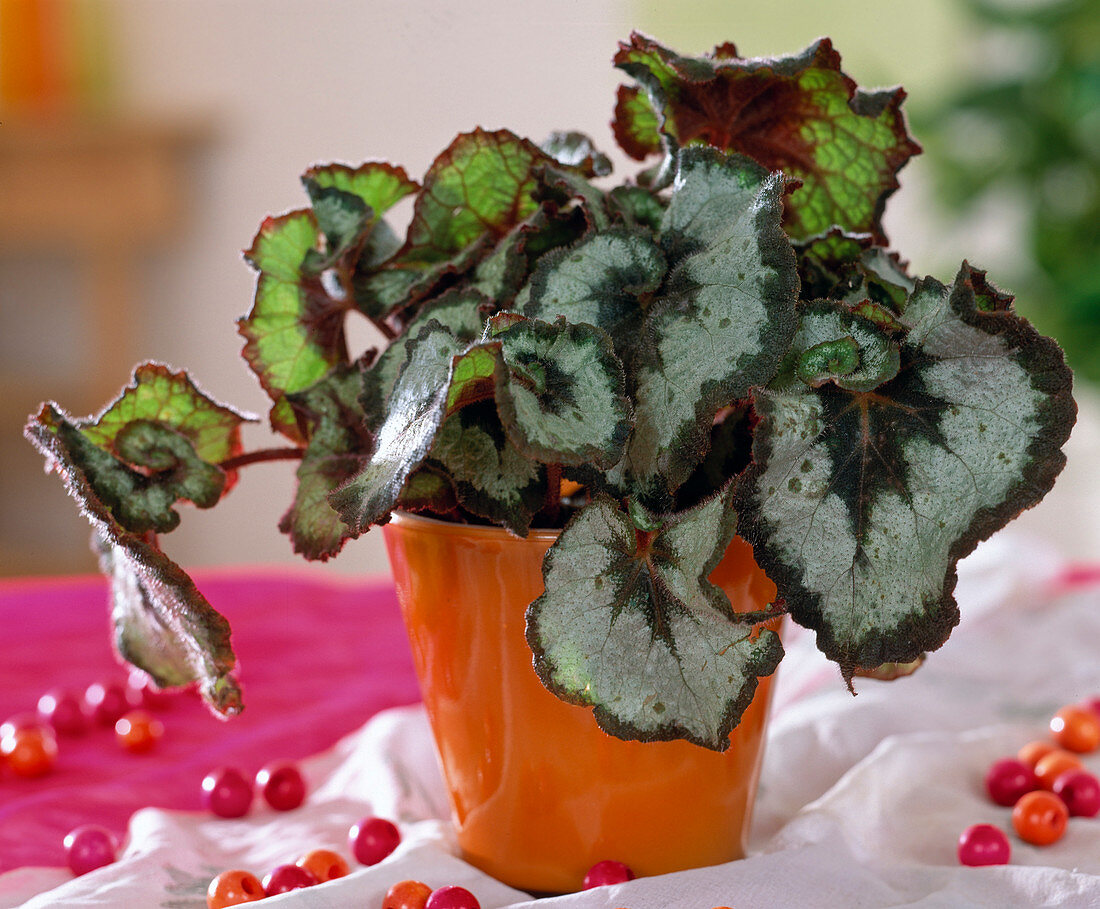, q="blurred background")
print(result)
[1,0,1097,579]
